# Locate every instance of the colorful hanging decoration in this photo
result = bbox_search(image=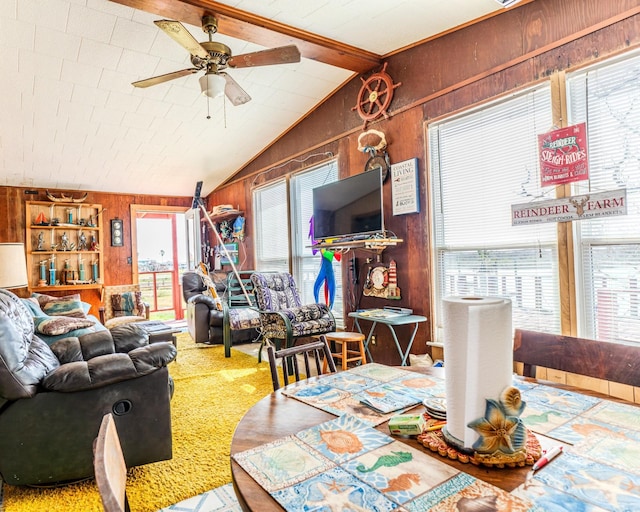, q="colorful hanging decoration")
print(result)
[233,216,245,241]
[309,217,341,308]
